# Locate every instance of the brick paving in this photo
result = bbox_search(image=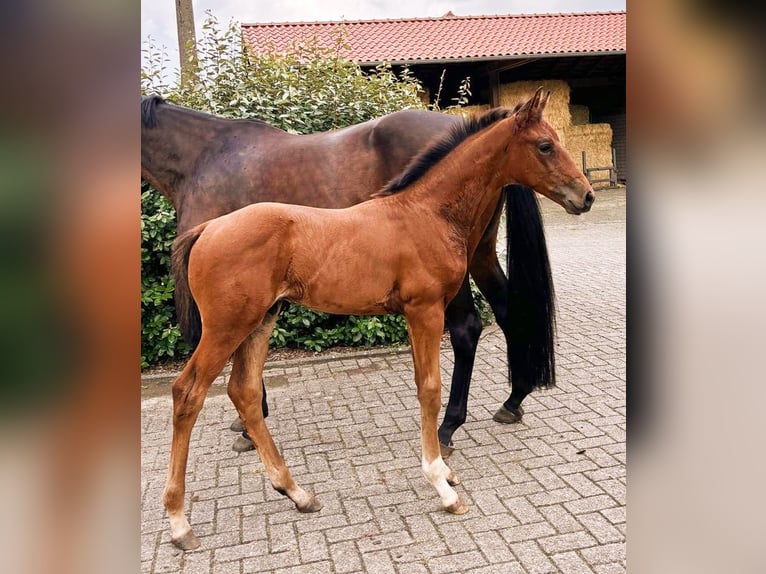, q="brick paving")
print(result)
[141,187,626,573]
